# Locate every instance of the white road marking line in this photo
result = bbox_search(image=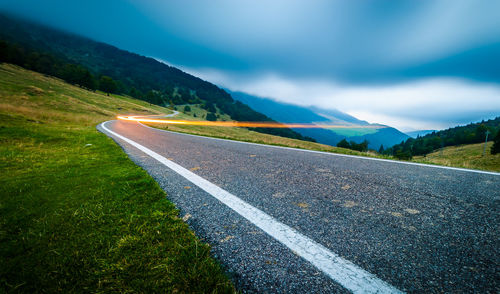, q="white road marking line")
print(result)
[138,121,500,176]
[100,121,403,294]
